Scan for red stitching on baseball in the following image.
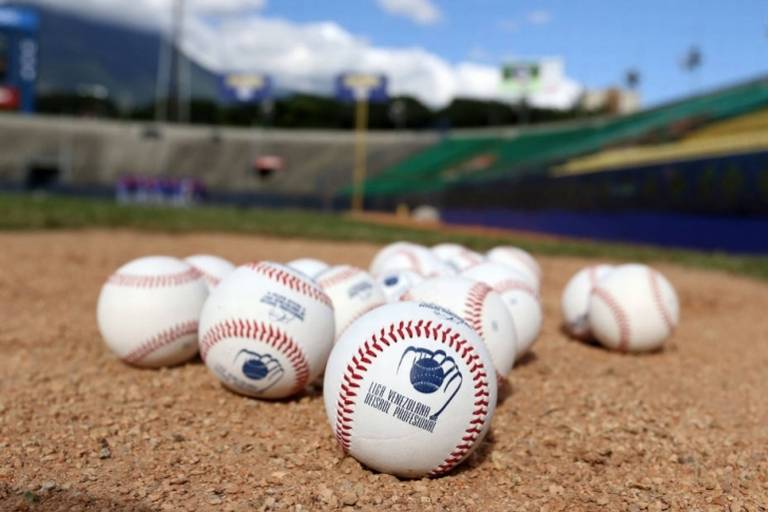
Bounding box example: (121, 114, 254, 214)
(196, 269, 221, 288)
(464, 282, 491, 341)
(457, 249, 484, 268)
(317, 267, 364, 290)
(334, 320, 491, 477)
(387, 249, 424, 276)
(245, 262, 333, 308)
(199, 318, 311, 393)
(499, 248, 540, 280)
(493, 279, 538, 301)
(592, 287, 631, 351)
(587, 266, 599, 287)
(648, 269, 674, 333)
(122, 320, 198, 364)
(108, 268, 202, 288)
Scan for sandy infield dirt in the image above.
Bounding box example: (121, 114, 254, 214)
(1, 230, 767, 511)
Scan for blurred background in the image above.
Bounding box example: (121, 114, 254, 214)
(0, 0, 766, 252)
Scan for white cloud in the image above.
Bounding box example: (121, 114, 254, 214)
(376, 0, 441, 25)
(19, 0, 580, 109)
(527, 10, 552, 25)
(189, 0, 266, 14)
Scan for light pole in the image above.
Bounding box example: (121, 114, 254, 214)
(681, 46, 702, 93)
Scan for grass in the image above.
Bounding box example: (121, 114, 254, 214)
(2, 192, 768, 281)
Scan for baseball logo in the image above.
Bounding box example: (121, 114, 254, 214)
(234, 349, 285, 392)
(397, 346, 462, 420)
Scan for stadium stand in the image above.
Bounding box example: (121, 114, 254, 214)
(0, 114, 436, 201)
(358, 75, 768, 200)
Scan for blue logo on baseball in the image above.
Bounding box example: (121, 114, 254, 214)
(397, 346, 463, 420)
(234, 349, 284, 392)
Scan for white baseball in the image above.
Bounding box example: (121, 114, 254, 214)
(198, 261, 335, 398)
(588, 264, 679, 352)
(97, 256, 207, 368)
(561, 264, 615, 339)
(371, 243, 454, 278)
(185, 254, 235, 291)
(403, 277, 517, 376)
(431, 243, 485, 272)
(317, 265, 387, 339)
(369, 241, 418, 275)
(486, 246, 541, 287)
(377, 269, 424, 303)
(462, 262, 542, 355)
(287, 258, 330, 279)
(323, 301, 497, 478)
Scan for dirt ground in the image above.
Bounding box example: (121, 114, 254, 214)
(1, 230, 767, 512)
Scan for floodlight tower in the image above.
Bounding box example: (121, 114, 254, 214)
(681, 46, 702, 93)
(154, 0, 187, 123)
(167, 0, 188, 122)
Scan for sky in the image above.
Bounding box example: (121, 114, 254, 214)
(11, 0, 768, 109)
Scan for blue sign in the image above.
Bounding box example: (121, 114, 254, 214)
(0, 6, 39, 32)
(0, 7, 38, 113)
(220, 73, 272, 103)
(335, 73, 388, 103)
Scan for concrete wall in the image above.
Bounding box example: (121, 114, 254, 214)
(0, 114, 438, 195)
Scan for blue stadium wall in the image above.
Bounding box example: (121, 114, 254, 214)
(439, 150, 768, 253)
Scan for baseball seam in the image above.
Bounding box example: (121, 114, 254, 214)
(648, 269, 675, 334)
(592, 286, 631, 351)
(317, 267, 363, 290)
(122, 320, 198, 364)
(245, 262, 333, 309)
(587, 266, 599, 288)
(464, 282, 491, 342)
(108, 267, 202, 288)
(502, 249, 540, 281)
(199, 319, 311, 393)
(493, 279, 538, 301)
(389, 249, 424, 277)
(457, 250, 484, 268)
(197, 270, 221, 288)
(334, 319, 491, 477)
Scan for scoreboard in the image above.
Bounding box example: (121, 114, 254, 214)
(0, 6, 38, 113)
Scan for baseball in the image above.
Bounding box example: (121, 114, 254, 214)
(431, 243, 485, 272)
(198, 261, 335, 398)
(370, 242, 455, 278)
(97, 256, 208, 368)
(462, 262, 543, 355)
(369, 241, 417, 275)
(561, 264, 615, 339)
(486, 246, 542, 288)
(287, 258, 330, 279)
(377, 269, 424, 302)
(588, 264, 680, 352)
(323, 301, 497, 478)
(185, 254, 235, 291)
(316, 265, 387, 339)
(403, 276, 518, 376)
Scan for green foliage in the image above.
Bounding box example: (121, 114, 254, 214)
(1, 194, 767, 281)
(36, 91, 589, 130)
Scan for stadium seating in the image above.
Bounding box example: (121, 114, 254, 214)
(359, 76, 768, 198)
